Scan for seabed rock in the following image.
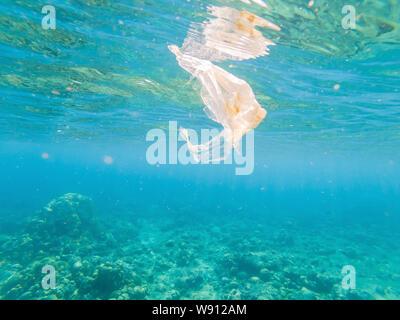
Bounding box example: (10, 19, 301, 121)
(90, 262, 127, 299)
(26, 193, 95, 238)
(1, 193, 99, 264)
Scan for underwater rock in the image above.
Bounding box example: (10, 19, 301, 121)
(236, 255, 262, 275)
(90, 262, 127, 299)
(219, 253, 264, 277)
(43, 193, 93, 229)
(0, 193, 99, 265)
(73, 260, 83, 269)
(307, 273, 338, 294)
(166, 289, 180, 300)
(282, 270, 307, 289)
(273, 230, 295, 247)
(300, 287, 318, 300)
(175, 271, 204, 291)
(343, 290, 375, 300)
(165, 239, 175, 248)
(226, 288, 242, 300)
(26, 193, 94, 238)
(259, 268, 272, 281)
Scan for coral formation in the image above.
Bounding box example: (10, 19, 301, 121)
(26, 193, 95, 238)
(0, 195, 399, 300)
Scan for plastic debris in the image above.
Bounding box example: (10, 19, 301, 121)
(169, 45, 267, 162)
(169, 5, 279, 163)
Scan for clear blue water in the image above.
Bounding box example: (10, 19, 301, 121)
(0, 0, 399, 299)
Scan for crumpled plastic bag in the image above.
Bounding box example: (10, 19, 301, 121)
(169, 45, 267, 162)
(168, 5, 279, 163)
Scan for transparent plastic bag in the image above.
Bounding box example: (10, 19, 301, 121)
(169, 45, 267, 162)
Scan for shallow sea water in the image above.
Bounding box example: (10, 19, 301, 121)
(0, 0, 399, 299)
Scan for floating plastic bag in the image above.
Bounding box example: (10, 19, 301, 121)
(168, 5, 279, 163)
(181, 6, 280, 62)
(169, 45, 267, 162)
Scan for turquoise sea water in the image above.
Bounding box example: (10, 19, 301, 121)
(0, 0, 399, 299)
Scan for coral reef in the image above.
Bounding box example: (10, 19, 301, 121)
(26, 193, 95, 237)
(0, 195, 399, 300)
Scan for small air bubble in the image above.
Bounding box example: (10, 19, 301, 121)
(103, 156, 113, 165)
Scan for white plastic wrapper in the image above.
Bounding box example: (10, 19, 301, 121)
(168, 5, 279, 163)
(169, 45, 267, 162)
